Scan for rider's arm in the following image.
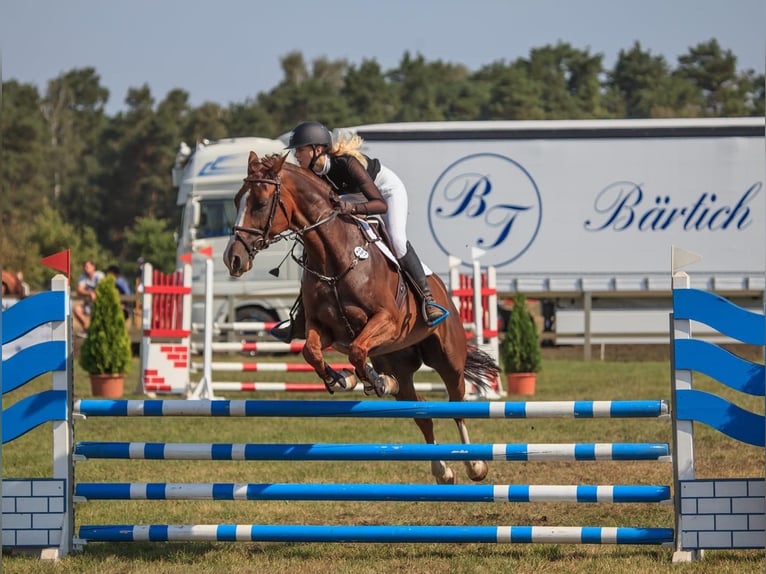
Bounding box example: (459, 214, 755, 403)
(345, 157, 387, 216)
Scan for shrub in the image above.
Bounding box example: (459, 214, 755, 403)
(78, 275, 132, 375)
(500, 292, 542, 373)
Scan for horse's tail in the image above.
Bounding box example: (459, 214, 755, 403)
(464, 345, 501, 395)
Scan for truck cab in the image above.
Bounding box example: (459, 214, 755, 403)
(173, 137, 302, 327)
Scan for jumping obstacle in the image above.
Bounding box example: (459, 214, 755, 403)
(3, 250, 764, 561)
(141, 255, 503, 398)
(139, 262, 192, 394)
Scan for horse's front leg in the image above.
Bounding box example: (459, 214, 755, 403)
(302, 326, 357, 394)
(348, 313, 400, 396)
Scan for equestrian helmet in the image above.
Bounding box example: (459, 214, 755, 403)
(286, 121, 332, 149)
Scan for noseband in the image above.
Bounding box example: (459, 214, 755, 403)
(231, 175, 285, 261)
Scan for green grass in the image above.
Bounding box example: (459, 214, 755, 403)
(3, 351, 765, 573)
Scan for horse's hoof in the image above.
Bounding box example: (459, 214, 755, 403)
(374, 374, 398, 397)
(362, 382, 376, 396)
(434, 468, 456, 485)
(337, 370, 359, 391)
(324, 367, 358, 394)
(466, 460, 488, 482)
(383, 374, 399, 396)
(363, 364, 398, 397)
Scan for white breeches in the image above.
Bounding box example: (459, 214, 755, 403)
(340, 164, 409, 258)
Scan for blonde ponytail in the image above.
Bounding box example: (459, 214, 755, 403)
(330, 131, 368, 169)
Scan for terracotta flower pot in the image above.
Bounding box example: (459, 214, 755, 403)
(89, 374, 125, 398)
(506, 372, 536, 396)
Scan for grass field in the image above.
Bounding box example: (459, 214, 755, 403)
(3, 347, 765, 574)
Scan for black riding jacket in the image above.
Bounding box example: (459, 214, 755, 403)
(321, 154, 388, 216)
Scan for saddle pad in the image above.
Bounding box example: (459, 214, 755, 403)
(355, 217, 432, 275)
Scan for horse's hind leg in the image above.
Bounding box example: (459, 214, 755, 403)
(374, 353, 456, 485)
(419, 336, 488, 482)
(454, 419, 488, 481)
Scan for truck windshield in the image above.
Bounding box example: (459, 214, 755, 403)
(197, 199, 237, 238)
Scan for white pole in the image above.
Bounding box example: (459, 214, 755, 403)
(470, 247, 485, 346)
(188, 258, 218, 399)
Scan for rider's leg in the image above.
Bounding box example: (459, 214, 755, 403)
(397, 242, 449, 326)
(270, 295, 306, 342)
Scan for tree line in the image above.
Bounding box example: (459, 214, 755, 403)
(2, 40, 763, 289)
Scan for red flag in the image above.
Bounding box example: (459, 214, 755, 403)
(179, 252, 192, 264)
(199, 245, 213, 258)
(41, 249, 70, 277)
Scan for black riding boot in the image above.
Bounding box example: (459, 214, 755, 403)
(270, 296, 307, 342)
(397, 242, 449, 326)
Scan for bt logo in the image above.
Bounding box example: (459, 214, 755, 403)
(428, 153, 542, 267)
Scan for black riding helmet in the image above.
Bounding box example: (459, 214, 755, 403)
(286, 121, 332, 171)
(286, 121, 332, 149)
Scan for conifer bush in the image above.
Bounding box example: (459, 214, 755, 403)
(78, 275, 131, 375)
(500, 292, 542, 374)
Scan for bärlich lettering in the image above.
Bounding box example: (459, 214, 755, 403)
(434, 174, 532, 248)
(584, 181, 762, 232)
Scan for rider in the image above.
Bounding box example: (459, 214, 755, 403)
(271, 120, 449, 342)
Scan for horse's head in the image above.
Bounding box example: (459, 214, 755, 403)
(224, 151, 290, 277)
(1, 270, 27, 298)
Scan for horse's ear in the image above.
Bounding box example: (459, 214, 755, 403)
(247, 151, 259, 174)
(271, 152, 288, 173)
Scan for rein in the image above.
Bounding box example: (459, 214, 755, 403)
(231, 174, 338, 261)
(231, 175, 283, 261)
(230, 166, 370, 339)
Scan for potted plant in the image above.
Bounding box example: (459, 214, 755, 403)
(500, 292, 542, 395)
(79, 275, 132, 398)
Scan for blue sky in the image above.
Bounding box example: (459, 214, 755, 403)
(2, 0, 764, 115)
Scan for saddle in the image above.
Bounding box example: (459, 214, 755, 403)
(353, 216, 408, 309)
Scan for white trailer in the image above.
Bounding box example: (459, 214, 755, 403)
(174, 119, 765, 345)
(340, 118, 765, 345)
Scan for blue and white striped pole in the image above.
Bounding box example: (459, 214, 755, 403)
(75, 482, 671, 503)
(79, 524, 675, 545)
(75, 399, 669, 419)
(74, 442, 671, 461)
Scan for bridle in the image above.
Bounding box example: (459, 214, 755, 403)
(230, 175, 285, 261)
(230, 173, 338, 262)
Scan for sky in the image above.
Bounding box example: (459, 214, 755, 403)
(2, 0, 764, 116)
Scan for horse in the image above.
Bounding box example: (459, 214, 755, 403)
(223, 152, 500, 484)
(2, 270, 27, 299)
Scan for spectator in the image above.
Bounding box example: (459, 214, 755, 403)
(135, 257, 146, 294)
(73, 260, 104, 334)
(106, 264, 132, 320)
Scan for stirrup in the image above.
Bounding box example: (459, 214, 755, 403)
(269, 320, 293, 343)
(423, 302, 449, 327)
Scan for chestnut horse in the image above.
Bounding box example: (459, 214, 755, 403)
(224, 152, 500, 484)
(2, 270, 27, 298)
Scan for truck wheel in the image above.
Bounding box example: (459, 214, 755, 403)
(235, 305, 277, 324)
(235, 305, 278, 340)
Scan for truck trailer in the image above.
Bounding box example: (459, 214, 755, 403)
(173, 118, 765, 343)
(345, 118, 765, 344)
